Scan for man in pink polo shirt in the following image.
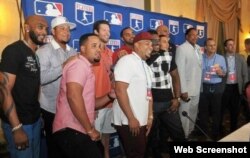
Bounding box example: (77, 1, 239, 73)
(52, 33, 115, 158)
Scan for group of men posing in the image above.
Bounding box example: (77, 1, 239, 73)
(0, 14, 248, 158)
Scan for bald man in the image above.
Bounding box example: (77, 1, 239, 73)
(156, 25, 176, 58)
(0, 15, 48, 158)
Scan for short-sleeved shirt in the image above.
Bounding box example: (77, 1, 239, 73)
(53, 55, 95, 134)
(113, 52, 151, 126)
(112, 45, 133, 64)
(93, 47, 113, 107)
(0, 40, 40, 124)
(146, 49, 177, 102)
(36, 39, 76, 113)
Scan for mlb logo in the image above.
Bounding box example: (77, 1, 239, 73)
(72, 39, 79, 51)
(107, 39, 120, 52)
(34, 0, 63, 17)
(130, 13, 143, 32)
(183, 24, 193, 33)
(104, 11, 122, 25)
(169, 20, 179, 35)
(75, 2, 94, 26)
(197, 25, 205, 38)
(150, 19, 163, 30)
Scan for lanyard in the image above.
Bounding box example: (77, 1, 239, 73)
(133, 53, 151, 88)
(142, 60, 150, 88)
(227, 55, 236, 72)
(204, 54, 216, 71)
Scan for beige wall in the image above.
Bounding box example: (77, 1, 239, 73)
(150, 0, 197, 20)
(97, 0, 144, 9)
(0, 0, 22, 59)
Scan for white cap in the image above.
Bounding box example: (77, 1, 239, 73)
(51, 16, 76, 30)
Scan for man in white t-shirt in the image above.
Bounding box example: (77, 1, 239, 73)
(113, 32, 153, 158)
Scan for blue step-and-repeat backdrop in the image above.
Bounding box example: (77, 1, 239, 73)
(22, 0, 207, 51)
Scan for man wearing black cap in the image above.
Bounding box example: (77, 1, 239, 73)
(113, 32, 153, 158)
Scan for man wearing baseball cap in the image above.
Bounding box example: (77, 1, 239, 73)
(113, 32, 153, 157)
(36, 16, 77, 158)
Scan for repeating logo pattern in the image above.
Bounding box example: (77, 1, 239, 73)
(104, 11, 122, 25)
(150, 19, 163, 30)
(130, 13, 143, 32)
(169, 20, 179, 35)
(72, 39, 79, 51)
(75, 2, 94, 26)
(34, 0, 63, 17)
(183, 24, 193, 33)
(197, 25, 205, 38)
(107, 39, 120, 52)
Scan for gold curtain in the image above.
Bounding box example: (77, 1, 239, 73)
(196, 0, 241, 48)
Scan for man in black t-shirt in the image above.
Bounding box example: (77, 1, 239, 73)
(0, 15, 48, 158)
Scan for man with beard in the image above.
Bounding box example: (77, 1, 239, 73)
(0, 15, 48, 158)
(36, 16, 77, 158)
(112, 27, 135, 64)
(53, 33, 114, 158)
(113, 32, 153, 158)
(93, 20, 116, 158)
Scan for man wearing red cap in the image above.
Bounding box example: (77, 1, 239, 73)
(113, 32, 153, 157)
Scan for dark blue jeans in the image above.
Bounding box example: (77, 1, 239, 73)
(2, 118, 41, 158)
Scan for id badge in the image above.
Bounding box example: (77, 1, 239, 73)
(146, 88, 152, 101)
(210, 66, 216, 75)
(204, 72, 211, 81)
(229, 71, 236, 82)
